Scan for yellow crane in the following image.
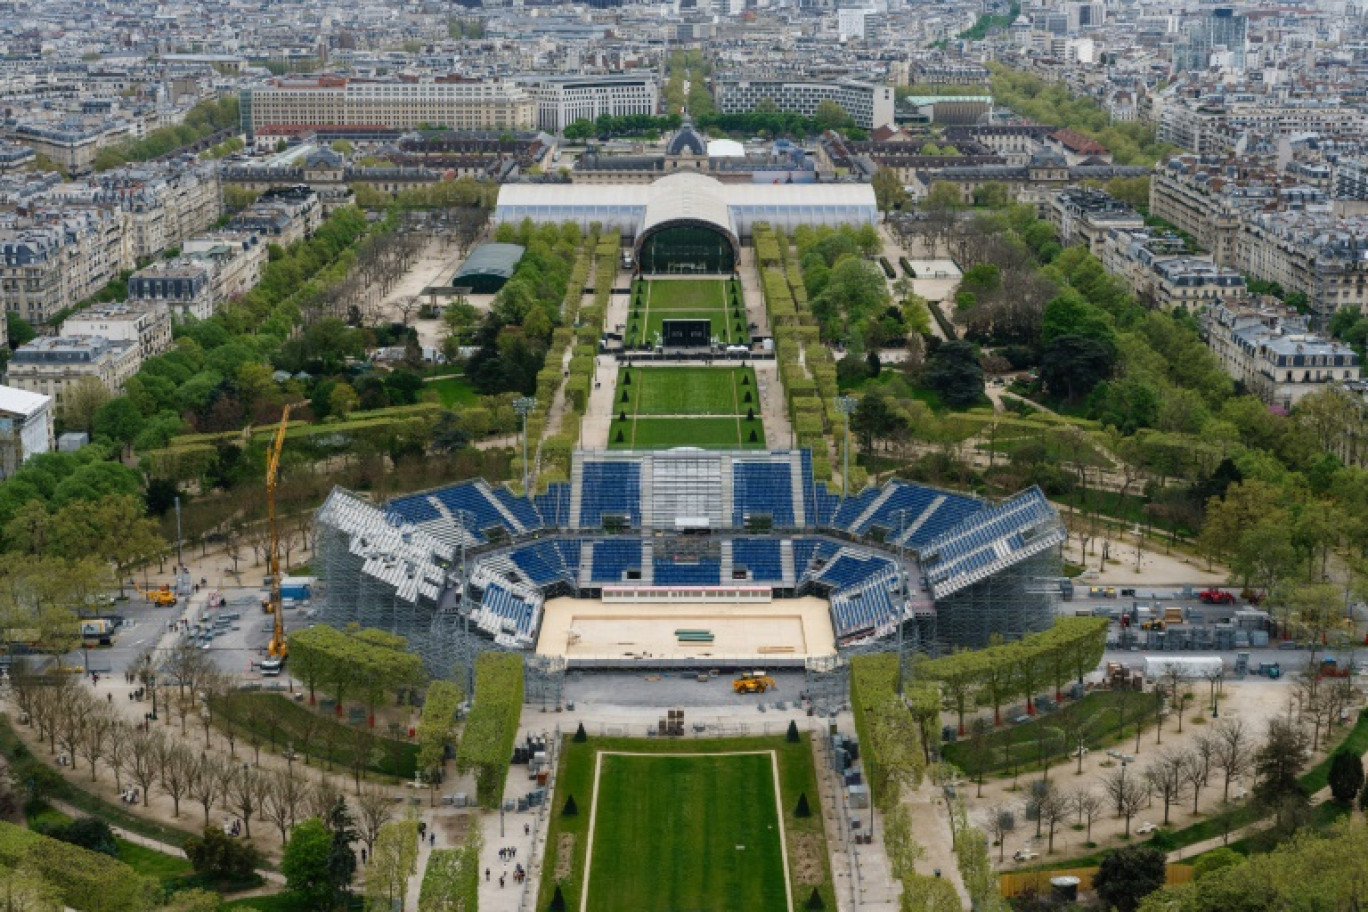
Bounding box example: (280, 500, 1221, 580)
(262, 405, 291, 674)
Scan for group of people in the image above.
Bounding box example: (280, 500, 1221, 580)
(118, 788, 140, 804)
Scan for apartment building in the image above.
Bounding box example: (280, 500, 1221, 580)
(712, 77, 895, 130)
(228, 185, 321, 247)
(62, 300, 172, 362)
(6, 335, 140, 407)
(1203, 300, 1360, 409)
(0, 385, 52, 478)
(0, 208, 127, 326)
(1238, 211, 1368, 323)
(524, 75, 659, 133)
(241, 76, 537, 136)
(1048, 188, 1144, 256)
(1158, 95, 1366, 156)
(128, 260, 217, 321)
(181, 234, 269, 305)
(1099, 226, 1245, 310)
(10, 122, 107, 175)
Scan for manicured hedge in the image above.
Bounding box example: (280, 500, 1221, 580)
(454, 653, 524, 808)
(0, 820, 159, 912)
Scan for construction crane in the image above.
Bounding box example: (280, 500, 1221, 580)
(261, 405, 291, 675)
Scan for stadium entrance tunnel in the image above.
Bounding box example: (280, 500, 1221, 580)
(635, 222, 738, 274)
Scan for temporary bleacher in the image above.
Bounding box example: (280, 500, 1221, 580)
(921, 487, 1065, 599)
(508, 541, 578, 587)
(428, 481, 520, 540)
(731, 538, 784, 584)
(317, 488, 451, 606)
(589, 539, 643, 583)
(732, 461, 796, 527)
(492, 486, 543, 533)
(470, 566, 542, 646)
(535, 484, 571, 529)
(654, 558, 722, 586)
(577, 460, 643, 529)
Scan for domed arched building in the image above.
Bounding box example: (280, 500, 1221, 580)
(633, 172, 740, 273)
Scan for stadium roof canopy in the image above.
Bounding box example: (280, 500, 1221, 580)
(493, 172, 877, 241)
(451, 242, 525, 292)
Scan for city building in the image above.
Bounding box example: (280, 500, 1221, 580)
(1173, 7, 1247, 72)
(1203, 301, 1361, 409)
(712, 78, 895, 130)
(128, 261, 217, 321)
(6, 335, 140, 407)
(240, 76, 537, 137)
(524, 75, 659, 133)
(1238, 212, 1368, 323)
(1048, 189, 1144, 255)
(0, 385, 53, 477)
(62, 300, 173, 362)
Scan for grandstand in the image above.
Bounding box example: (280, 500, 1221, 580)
(314, 448, 1065, 674)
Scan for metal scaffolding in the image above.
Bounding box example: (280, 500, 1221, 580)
(931, 551, 1061, 652)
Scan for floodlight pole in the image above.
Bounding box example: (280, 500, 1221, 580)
(836, 396, 858, 502)
(894, 508, 909, 695)
(514, 397, 537, 500)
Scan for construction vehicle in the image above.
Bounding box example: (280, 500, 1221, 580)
(732, 671, 777, 694)
(260, 406, 291, 676)
(1198, 589, 1236, 605)
(1140, 619, 1166, 631)
(134, 584, 178, 608)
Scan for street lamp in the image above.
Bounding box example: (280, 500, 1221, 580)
(513, 397, 538, 500)
(835, 396, 858, 502)
(1116, 758, 1128, 815)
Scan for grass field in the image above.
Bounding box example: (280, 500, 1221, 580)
(426, 375, 478, 408)
(625, 279, 745, 348)
(609, 366, 765, 449)
(586, 752, 789, 910)
(538, 736, 832, 912)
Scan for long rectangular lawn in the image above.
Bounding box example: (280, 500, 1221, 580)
(628, 366, 754, 415)
(585, 752, 789, 911)
(610, 417, 766, 449)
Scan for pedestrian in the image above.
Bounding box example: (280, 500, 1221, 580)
(499, 875, 505, 889)
(429, 833, 435, 847)
(360, 848, 367, 865)
(485, 869, 490, 882)
(524, 823, 530, 836)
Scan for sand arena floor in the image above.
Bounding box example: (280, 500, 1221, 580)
(536, 595, 836, 663)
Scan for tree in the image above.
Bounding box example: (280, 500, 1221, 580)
(283, 819, 336, 910)
(1037, 784, 1068, 853)
(365, 820, 419, 912)
(1144, 750, 1187, 826)
(61, 378, 111, 434)
(786, 720, 800, 743)
(1070, 789, 1103, 844)
(924, 340, 984, 407)
(92, 398, 144, 452)
(871, 167, 907, 212)
(184, 827, 263, 882)
(1105, 767, 1147, 838)
(795, 792, 811, 818)
(1094, 845, 1166, 912)
(985, 804, 1013, 862)
(923, 181, 964, 210)
(1328, 750, 1364, 806)
(355, 785, 394, 856)
(1211, 718, 1253, 804)
(325, 798, 359, 908)
(263, 770, 307, 845)
(1254, 718, 1309, 829)
(813, 99, 853, 132)
(1039, 334, 1115, 403)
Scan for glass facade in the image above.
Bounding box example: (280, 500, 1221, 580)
(638, 224, 736, 274)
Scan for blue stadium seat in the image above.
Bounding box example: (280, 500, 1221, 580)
(732, 462, 795, 527)
(432, 483, 511, 536)
(535, 484, 571, 529)
(590, 539, 642, 583)
(831, 488, 880, 530)
(732, 538, 783, 582)
(655, 559, 721, 586)
(492, 487, 542, 532)
(509, 542, 572, 586)
(385, 495, 441, 525)
(579, 463, 641, 528)
(857, 482, 940, 536)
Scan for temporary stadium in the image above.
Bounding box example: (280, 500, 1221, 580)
(314, 447, 1065, 697)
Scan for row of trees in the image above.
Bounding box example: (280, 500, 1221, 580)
(453, 653, 524, 808)
(288, 625, 425, 727)
(920, 617, 1108, 733)
(92, 97, 240, 171)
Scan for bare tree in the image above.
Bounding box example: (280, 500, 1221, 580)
(308, 777, 345, 823)
(55, 696, 90, 771)
(355, 785, 395, 856)
(985, 804, 1013, 863)
(107, 723, 132, 794)
(127, 730, 161, 808)
(1182, 749, 1208, 814)
(294, 712, 321, 768)
(227, 767, 268, 839)
(263, 770, 307, 844)
(190, 754, 227, 828)
(159, 743, 192, 818)
(1144, 750, 1188, 826)
(1105, 768, 1148, 838)
(1070, 789, 1104, 844)
(1212, 718, 1254, 802)
(348, 726, 377, 794)
(1162, 666, 1191, 734)
(1037, 785, 1069, 854)
(77, 710, 112, 782)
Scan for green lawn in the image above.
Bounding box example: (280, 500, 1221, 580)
(117, 839, 193, 881)
(941, 690, 1158, 778)
(625, 279, 744, 348)
(611, 417, 766, 450)
(587, 752, 788, 911)
(426, 375, 478, 408)
(625, 366, 755, 416)
(539, 736, 832, 912)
